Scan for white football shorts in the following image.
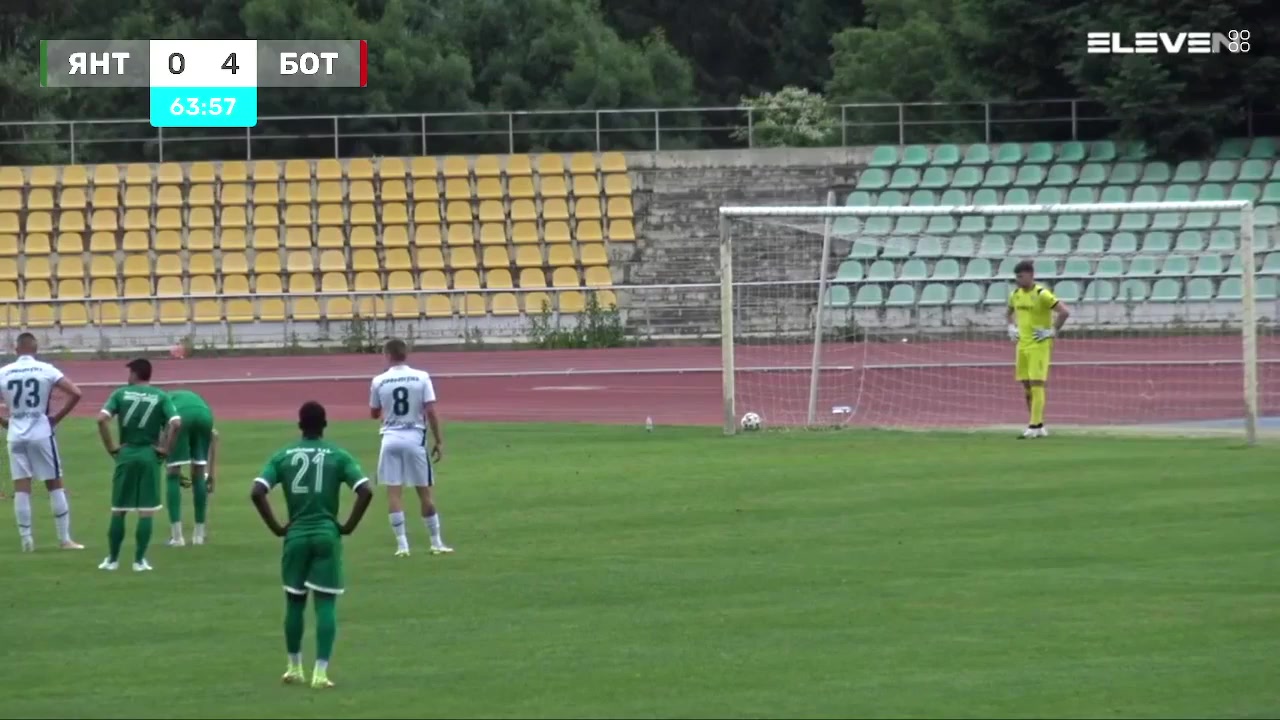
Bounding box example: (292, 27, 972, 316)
(8, 437, 63, 482)
(377, 433, 434, 487)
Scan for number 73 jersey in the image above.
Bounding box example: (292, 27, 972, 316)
(0, 356, 64, 442)
(256, 440, 369, 533)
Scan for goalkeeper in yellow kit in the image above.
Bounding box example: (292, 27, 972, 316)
(1006, 260, 1071, 439)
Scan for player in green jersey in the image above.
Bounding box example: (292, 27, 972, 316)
(96, 359, 181, 572)
(251, 401, 373, 689)
(164, 389, 219, 547)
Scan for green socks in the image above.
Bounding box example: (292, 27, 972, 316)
(135, 516, 153, 563)
(314, 593, 338, 662)
(285, 593, 307, 655)
(192, 471, 208, 524)
(166, 474, 183, 524)
(107, 514, 126, 562)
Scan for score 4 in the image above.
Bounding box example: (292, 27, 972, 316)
(149, 40, 258, 128)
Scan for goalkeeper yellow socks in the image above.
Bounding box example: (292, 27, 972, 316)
(1029, 386, 1046, 427)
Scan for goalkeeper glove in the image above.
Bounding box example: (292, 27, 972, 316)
(1033, 328, 1056, 342)
(1007, 324, 1020, 342)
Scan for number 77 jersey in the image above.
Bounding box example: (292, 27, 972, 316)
(101, 385, 179, 447)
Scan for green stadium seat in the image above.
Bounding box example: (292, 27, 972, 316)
(1127, 256, 1157, 276)
(846, 190, 873, 206)
(1026, 143, 1053, 164)
(1173, 161, 1204, 183)
(996, 257, 1019, 276)
(1099, 186, 1128, 204)
(994, 144, 1023, 164)
(850, 240, 878, 259)
(951, 167, 982, 189)
(865, 217, 892, 234)
(868, 147, 897, 167)
(932, 145, 961, 166)
(1140, 162, 1171, 184)
(1151, 278, 1181, 302)
(833, 218, 859, 236)
(1208, 230, 1236, 252)
(919, 283, 949, 306)
(877, 190, 906, 206)
(1068, 187, 1097, 204)
(925, 216, 956, 234)
(1192, 254, 1224, 275)
(1057, 142, 1086, 163)
(919, 167, 950, 189)
(1109, 232, 1139, 254)
(1175, 231, 1205, 253)
(1259, 277, 1278, 300)
(1238, 159, 1269, 182)
(1218, 277, 1242, 301)
(1083, 279, 1116, 302)
(1053, 279, 1081, 302)
(1095, 256, 1124, 277)
(962, 145, 992, 165)
(1216, 138, 1249, 160)
(1035, 187, 1064, 205)
(901, 145, 930, 166)
(1206, 160, 1238, 183)
(1011, 234, 1039, 255)
(900, 259, 928, 280)
(1087, 214, 1117, 232)
(1230, 183, 1260, 202)
(1141, 232, 1173, 253)
(895, 217, 926, 234)
(882, 237, 912, 258)
(1043, 233, 1072, 255)
(1087, 141, 1116, 162)
(982, 167, 1013, 188)
(958, 216, 986, 233)
(915, 237, 943, 257)
(1164, 184, 1193, 202)
(909, 190, 937, 205)
(978, 235, 1007, 257)
(932, 258, 960, 279)
(1272, 164, 1280, 181)
(1159, 255, 1191, 275)
(1118, 141, 1149, 161)
(1263, 253, 1280, 275)
(825, 285, 851, 307)
(1151, 212, 1180, 230)
(946, 236, 975, 256)
(853, 285, 883, 307)
(972, 188, 998, 206)
(1185, 278, 1214, 301)
(889, 168, 920, 189)
(964, 258, 994, 279)
(1258, 205, 1279, 226)
(868, 260, 895, 280)
(1062, 258, 1090, 277)
(984, 281, 1010, 305)
(1077, 233, 1105, 255)
(836, 261, 863, 281)
(1021, 214, 1050, 233)
(1185, 212, 1214, 230)
(1033, 258, 1057, 278)
(1119, 278, 1149, 301)
(1077, 164, 1107, 185)
(1109, 163, 1140, 184)
(1045, 164, 1076, 186)
(886, 284, 916, 306)
(857, 168, 889, 189)
(1119, 212, 1149, 231)
(952, 282, 982, 305)
(1053, 215, 1084, 232)
(940, 189, 967, 205)
(1005, 188, 1031, 205)
(1132, 185, 1160, 203)
(1227, 254, 1243, 275)
(1248, 138, 1276, 159)
(990, 215, 1020, 233)
(1196, 184, 1226, 202)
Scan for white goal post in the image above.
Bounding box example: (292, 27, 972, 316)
(718, 200, 1260, 443)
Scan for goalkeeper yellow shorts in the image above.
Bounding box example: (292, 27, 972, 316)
(1015, 344, 1052, 382)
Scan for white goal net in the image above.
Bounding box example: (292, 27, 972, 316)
(718, 201, 1264, 443)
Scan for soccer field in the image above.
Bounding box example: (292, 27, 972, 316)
(5, 419, 1279, 718)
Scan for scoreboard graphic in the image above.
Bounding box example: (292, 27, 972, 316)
(39, 40, 368, 128)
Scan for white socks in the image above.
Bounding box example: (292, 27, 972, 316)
(49, 488, 71, 543)
(425, 513, 443, 547)
(14, 492, 32, 540)
(193, 523, 206, 543)
(389, 511, 407, 550)
(288, 653, 302, 667)
(171, 522, 184, 541)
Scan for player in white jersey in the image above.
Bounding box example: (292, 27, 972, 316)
(369, 338, 450, 557)
(0, 333, 85, 551)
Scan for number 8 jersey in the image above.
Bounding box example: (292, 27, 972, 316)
(369, 364, 436, 436)
(0, 355, 64, 442)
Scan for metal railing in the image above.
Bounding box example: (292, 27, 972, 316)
(5, 98, 1271, 165)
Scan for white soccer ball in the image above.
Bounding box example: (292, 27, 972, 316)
(740, 412, 762, 431)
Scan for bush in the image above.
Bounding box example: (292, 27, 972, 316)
(529, 294, 626, 348)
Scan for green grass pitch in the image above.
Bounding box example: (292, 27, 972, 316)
(4, 419, 1278, 718)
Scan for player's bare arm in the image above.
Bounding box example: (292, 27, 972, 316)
(1053, 301, 1071, 332)
(426, 402, 444, 462)
(158, 416, 182, 458)
(250, 482, 287, 537)
(340, 482, 374, 536)
(97, 411, 119, 456)
(207, 429, 219, 493)
(48, 377, 83, 427)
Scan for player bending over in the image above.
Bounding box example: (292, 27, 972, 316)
(251, 401, 373, 689)
(0, 332, 84, 551)
(165, 389, 219, 547)
(1006, 260, 1071, 438)
(97, 359, 181, 571)
(370, 338, 449, 557)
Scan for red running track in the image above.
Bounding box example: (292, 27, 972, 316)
(52, 336, 1280, 427)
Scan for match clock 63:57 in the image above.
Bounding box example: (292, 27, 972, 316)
(148, 40, 258, 128)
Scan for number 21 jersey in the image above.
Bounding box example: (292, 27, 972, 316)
(369, 365, 436, 435)
(0, 355, 64, 443)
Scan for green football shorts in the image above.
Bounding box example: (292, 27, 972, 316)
(281, 529, 345, 595)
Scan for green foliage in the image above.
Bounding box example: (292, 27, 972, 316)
(733, 86, 837, 148)
(528, 294, 626, 349)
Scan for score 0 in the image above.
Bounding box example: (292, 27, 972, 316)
(148, 40, 258, 128)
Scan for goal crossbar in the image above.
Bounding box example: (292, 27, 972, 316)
(717, 201, 1260, 443)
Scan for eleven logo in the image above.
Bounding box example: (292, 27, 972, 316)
(1086, 30, 1250, 54)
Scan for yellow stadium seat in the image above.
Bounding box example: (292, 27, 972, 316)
(604, 174, 632, 196)
(0, 168, 23, 188)
(252, 228, 280, 251)
(418, 248, 446, 271)
(315, 159, 342, 181)
(182, 207, 211, 230)
(25, 278, 52, 297)
(523, 291, 551, 314)
(284, 205, 310, 227)
(474, 155, 501, 178)
(219, 228, 247, 251)
(350, 204, 376, 226)
(0, 258, 15, 280)
(284, 160, 310, 181)
(93, 164, 120, 186)
(317, 227, 344, 249)
(512, 222, 538, 245)
(182, 230, 210, 251)
(425, 295, 452, 318)
(476, 177, 503, 200)
(544, 221, 571, 243)
(410, 157, 437, 178)
(347, 158, 375, 181)
(89, 277, 117, 297)
(448, 246, 476, 270)
(318, 250, 346, 272)
(414, 201, 440, 225)
(284, 227, 311, 249)
(288, 273, 316, 294)
(89, 210, 116, 232)
(0, 213, 15, 234)
(515, 246, 543, 268)
(157, 163, 183, 185)
(540, 176, 568, 198)
(256, 274, 283, 294)
(576, 197, 602, 220)
(61, 166, 88, 186)
(255, 252, 282, 275)
(29, 167, 58, 187)
(88, 232, 115, 253)
(187, 184, 215, 207)
(118, 231, 146, 253)
(189, 252, 215, 277)
(382, 179, 408, 202)
(225, 183, 251, 205)
(606, 197, 633, 220)
(415, 225, 442, 247)
(190, 275, 216, 296)
(601, 152, 626, 174)
(376, 157, 405, 178)
(0, 234, 17, 256)
(580, 243, 608, 266)
(543, 198, 569, 222)
(26, 211, 53, 233)
(26, 304, 55, 328)
(124, 300, 155, 325)
(0, 190, 19, 212)
(193, 300, 222, 324)
(478, 200, 504, 223)
(315, 181, 342, 204)
(584, 266, 612, 287)
(225, 299, 254, 323)
(220, 205, 249, 228)
(55, 256, 84, 279)
(156, 276, 183, 296)
(384, 226, 410, 248)
(482, 246, 510, 268)
(124, 163, 151, 185)
(453, 269, 480, 289)
(25, 257, 52, 279)
(321, 272, 348, 292)
(547, 244, 575, 266)
(577, 220, 603, 242)
(223, 274, 250, 295)
(391, 295, 420, 319)
(91, 187, 118, 209)
(349, 180, 375, 203)
(253, 206, 278, 227)
(351, 249, 379, 272)
(253, 183, 279, 205)
(292, 297, 321, 321)
(123, 279, 150, 298)
(383, 202, 409, 226)
(492, 292, 518, 316)
(317, 204, 343, 226)
(222, 252, 249, 275)
(608, 219, 636, 242)
(155, 254, 182, 276)
(251, 160, 280, 183)
(285, 182, 311, 204)
(506, 155, 533, 177)
(420, 270, 447, 290)
(123, 209, 149, 231)
(559, 290, 585, 312)
(552, 267, 579, 287)
(24, 233, 51, 255)
(185, 162, 214, 184)
(446, 224, 473, 246)
(479, 223, 505, 246)
(58, 279, 85, 299)
(259, 298, 287, 321)
(508, 177, 535, 199)
(324, 297, 353, 320)
(350, 226, 377, 248)
(444, 178, 471, 201)
(386, 249, 413, 271)
(537, 154, 564, 176)
(462, 294, 486, 316)
(594, 289, 617, 309)
(155, 186, 182, 208)
(569, 153, 596, 175)
(221, 162, 248, 183)
(286, 251, 314, 273)
(95, 300, 123, 324)
(387, 270, 415, 291)
(488, 268, 514, 289)
(413, 178, 439, 200)
(443, 156, 469, 178)
(355, 271, 382, 291)
(88, 255, 117, 279)
(61, 303, 88, 326)
(31, 189, 59, 210)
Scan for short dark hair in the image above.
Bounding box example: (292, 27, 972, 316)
(126, 358, 153, 382)
(384, 338, 408, 362)
(1013, 260, 1034, 276)
(298, 401, 327, 438)
(15, 332, 36, 351)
